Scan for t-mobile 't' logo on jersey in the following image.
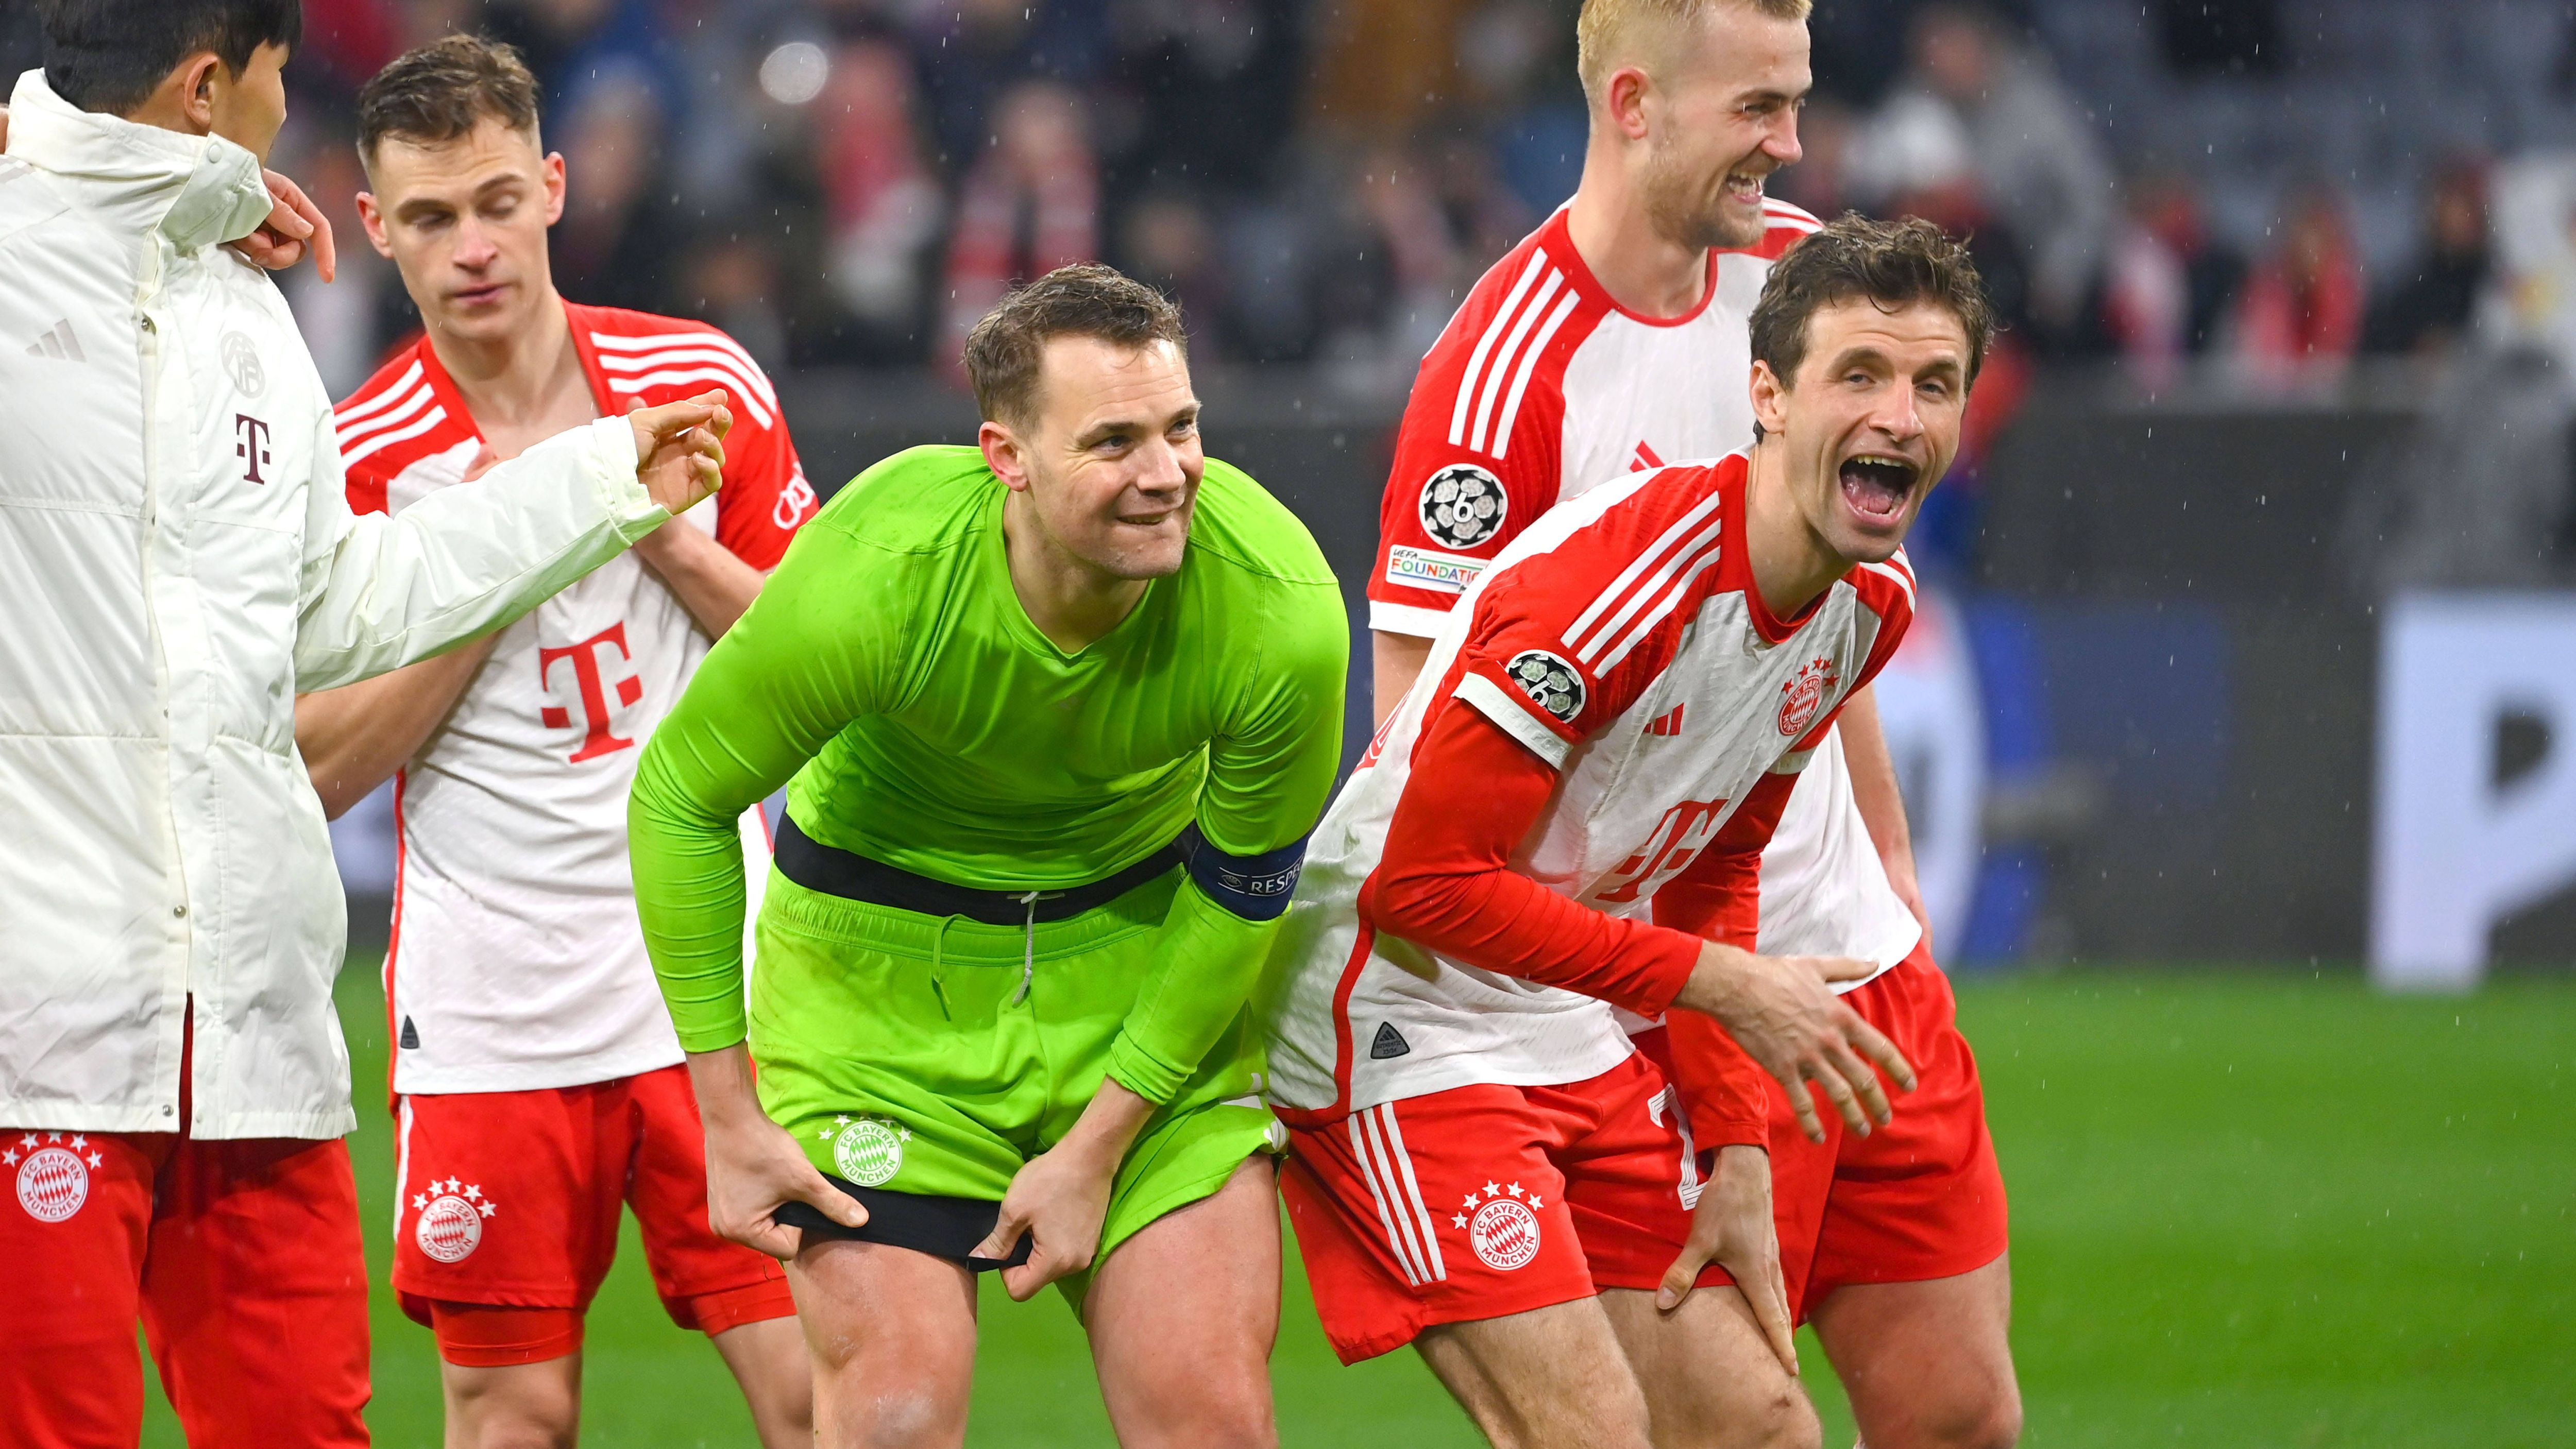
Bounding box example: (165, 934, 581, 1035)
(1592, 796, 1730, 904)
(538, 622, 643, 762)
(234, 414, 272, 484)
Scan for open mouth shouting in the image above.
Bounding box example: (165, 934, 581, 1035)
(1838, 452, 1921, 525)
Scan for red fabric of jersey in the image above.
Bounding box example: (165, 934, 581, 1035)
(1647, 769, 1797, 1148)
(1368, 696, 1701, 1018)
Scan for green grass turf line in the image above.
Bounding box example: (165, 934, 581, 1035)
(138, 965, 2572, 1446)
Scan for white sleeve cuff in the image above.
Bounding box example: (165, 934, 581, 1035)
(1368, 600, 1452, 638)
(573, 414, 669, 542)
(1455, 672, 1570, 769)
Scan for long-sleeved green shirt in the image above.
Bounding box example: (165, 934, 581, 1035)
(629, 445, 1347, 1102)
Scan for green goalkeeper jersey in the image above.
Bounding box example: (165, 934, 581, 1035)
(629, 445, 1347, 1102)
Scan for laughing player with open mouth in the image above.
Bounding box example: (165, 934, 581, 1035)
(1262, 214, 1991, 1449)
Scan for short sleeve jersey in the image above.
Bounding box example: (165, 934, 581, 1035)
(628, 445, 1350, 1054)
(1265, 454, 1917, 1121)
(1367, 199, 1922, 979)
(336, 302, 817, 1095)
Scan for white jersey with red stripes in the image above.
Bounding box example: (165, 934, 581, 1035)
(1265, 452, 1918, 1121)
(337, 301, 818, 1095)
(1367, 198, 1923, 979)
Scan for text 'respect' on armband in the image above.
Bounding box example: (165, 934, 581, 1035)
(1179, 825, 1308, 922)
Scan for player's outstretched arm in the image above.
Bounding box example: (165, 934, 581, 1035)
(293, 396, 729, 691)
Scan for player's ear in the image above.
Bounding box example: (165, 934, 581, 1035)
(1750, 359, 1790, 438)
(176, 53, 225, 130)
(541, 150, 567, 226)
(1605, 65, 1655, 142)
(980, 419, 1031, 493)
(353, 191, 396, 260)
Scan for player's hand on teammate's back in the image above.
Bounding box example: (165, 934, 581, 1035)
(1656, 1144, 1800, 1375)
(1678, 945, 1918, 1143)
(974, 1135, 1120, 1301)
(627, 390, 733, 517)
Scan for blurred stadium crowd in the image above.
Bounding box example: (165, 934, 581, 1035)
(12, 0, 2576, 411)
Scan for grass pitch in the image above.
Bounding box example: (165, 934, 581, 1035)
(138, 967, 2574, 1447)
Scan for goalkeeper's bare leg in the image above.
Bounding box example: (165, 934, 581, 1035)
(1083, 1157, 1283, 1448)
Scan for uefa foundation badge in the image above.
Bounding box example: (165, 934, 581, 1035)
(412, 1177, 498, 1263)
(1453, 1180, 1545, 1271)
(822, 1115, 909, 1187)
(8, 1132, 100, 1223)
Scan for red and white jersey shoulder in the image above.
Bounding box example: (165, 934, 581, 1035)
(336, 302, 818, 1095)
(1266, 454, 1917, 1121)
(1368, 199, 1817, 638)
(1370, 197, 1921, 980)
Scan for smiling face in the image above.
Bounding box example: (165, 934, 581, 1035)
(1632, 6, 1810, 251)
(358, 117, 564, 346)
(1751, 298, 1971, 564)
(986, 336, 1204, 581)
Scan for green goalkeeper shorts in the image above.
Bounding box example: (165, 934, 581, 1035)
(748, 865, 1283, 1283)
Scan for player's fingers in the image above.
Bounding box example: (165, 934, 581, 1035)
(796, 1174, 869, 1232)
(1848, 1014, 1918, 1095)
(1784, 1066, 1827, 1142)
(1812, 954, 1878, 983)
(1735, 1255, 1799, 1377)
(971, 1203, 1030, 1265)
(1821, 1037, 1893, 1127)
(1806, 1055, 1871, 1137)
(1655, 1231, 1717, 1311)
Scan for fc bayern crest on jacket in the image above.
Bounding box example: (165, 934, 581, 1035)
(1419, 464, 1507, 549)
(413, 1177, 499, 1263)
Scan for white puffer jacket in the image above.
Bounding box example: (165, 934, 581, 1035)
(0, 71, 670, 1140)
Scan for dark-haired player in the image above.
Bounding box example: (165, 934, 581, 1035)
(1265, 215, 1986, 1449)
(629, 264, 1348, 1447)
(1363, 2, 2019, 1444)
(0, 5, 731, 1446)
(292, 36, 815, 1446)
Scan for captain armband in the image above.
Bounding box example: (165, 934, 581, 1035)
(1180, 826, 1309, 922)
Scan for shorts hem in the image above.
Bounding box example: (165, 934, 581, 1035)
(1804, 1235, 2010, 1312)
(1325, 1277, 1598, 1366)
(1098, 1142, 1270, 1263)
(675, 1277, 799, 1336)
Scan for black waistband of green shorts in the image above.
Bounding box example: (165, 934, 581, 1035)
(775, 814, 1184, 927)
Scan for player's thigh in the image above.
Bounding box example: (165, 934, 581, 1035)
(788, 1236, 979, 1449)
(439, 1352, 583, 1449)
(1083, 1155, 1281, 1449)
(1808, 1256, 2020, 1449)
(1598, 1286, 1819, 1449)
(1414, 1297, 1655, 1449)
(141, 1135, 369, 1449)
(0, 1127, 158, 1449)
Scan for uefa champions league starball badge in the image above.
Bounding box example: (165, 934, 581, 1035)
(823, 1115, 909, 1187)
(8, 1133, 98, 1223)
(411, 1178, 497, 1263)
(1453, 1180, 1545, 1271)
(1505, 650, 1586, 724)
(1419, 464, 1507, 549)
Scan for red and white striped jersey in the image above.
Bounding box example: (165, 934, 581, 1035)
(338, 302, 817, 1095)
(1367, 199, 1922, 981)
(1265, 453, 1918, 1121)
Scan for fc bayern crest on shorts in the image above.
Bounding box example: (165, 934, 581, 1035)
(823, 1115, 909, 1187)
(1453, 1181, 1544, 1271)
(1419, 464, 1507, 549)
(8, 1132, 98, 1222)
(1776, 655, 1841, 737)
(1506, 650, 1585, 723)
(412, 1177, 497, 1263)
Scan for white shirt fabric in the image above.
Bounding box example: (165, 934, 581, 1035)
(0, 72, 669, 1140)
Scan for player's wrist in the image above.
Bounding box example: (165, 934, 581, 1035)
(1674, 941, 1757, 1020)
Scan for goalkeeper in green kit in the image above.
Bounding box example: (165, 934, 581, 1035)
(629, 264, 1346, 1446)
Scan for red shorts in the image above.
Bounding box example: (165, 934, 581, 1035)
(393, 1062, 794, 1366)
(0, 1020, 367, 1448)
(1280, 1051, 1724, 1363)
(1644, 942, 2009, 1324)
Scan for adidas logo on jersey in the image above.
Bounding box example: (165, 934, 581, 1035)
(1643, 703, 1686, 737)
(24, 319, 83, 363)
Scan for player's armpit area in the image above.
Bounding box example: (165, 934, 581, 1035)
(1364, 699, 1700, 1017)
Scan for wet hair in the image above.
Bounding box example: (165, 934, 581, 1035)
(39, 0, 301, 115)
(354, 33, 543, 168)
(1749, 213, 1994, 403)
(962, 264, 1190, 430)
(1575, 0, 1812, 99)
